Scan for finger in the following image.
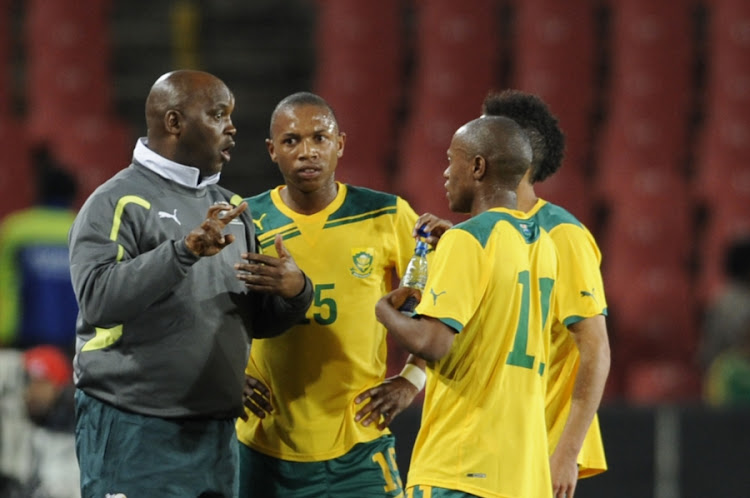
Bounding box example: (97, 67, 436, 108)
(354, 388, 375, 404)
(219, 201, 247, 223)
(274, 234, 290, 259)
(221, 234, 235, 247)
(242, 252, 281, 267)
(247, 377, 271, 398)
(206, 203, 232, 220)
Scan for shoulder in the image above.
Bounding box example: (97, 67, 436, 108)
(533, 200, 584, 232)
(244, 189, 274, 211)
(455, 210, 541, 248)
(328, 184, 401, 222)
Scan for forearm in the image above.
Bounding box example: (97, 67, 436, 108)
(71, 238, 197, 326)
(376, 299, 454, 362)
(249, 272, 313, 338)
(556, 316, 610, 456)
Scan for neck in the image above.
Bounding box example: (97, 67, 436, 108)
(516, 177, 538, 212)
(471, 189, 518, 217)
(280, 181, 338, 215)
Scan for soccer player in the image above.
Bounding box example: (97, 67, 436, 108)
(483, 90, 611, 498)
(376, 115, 559, 498)
(235, 92, 425, 497)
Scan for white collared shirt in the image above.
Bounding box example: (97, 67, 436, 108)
(133, 137, 221, 189)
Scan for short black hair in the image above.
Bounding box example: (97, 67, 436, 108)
(270, 92, 338, 136)
(481, 90, 565, 184)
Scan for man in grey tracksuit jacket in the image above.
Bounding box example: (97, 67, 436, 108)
(68, 70, 313, 498)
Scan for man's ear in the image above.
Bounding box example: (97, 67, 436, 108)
(472, 155, 487, 180)
(265, 138, 277, 162)
(337, 132, 347, 158)
(164, 110, 182, 135)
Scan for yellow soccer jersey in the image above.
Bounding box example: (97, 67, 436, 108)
(408, 208, 558, 498)
(235, 183, 418, 461)
(530, 199, 608, 477)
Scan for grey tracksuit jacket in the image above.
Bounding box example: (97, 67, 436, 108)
(68, 143, 312, 419)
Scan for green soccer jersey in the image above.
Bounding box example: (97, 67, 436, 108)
(236, 183, 418, 462)
(408, 207, 558, 498)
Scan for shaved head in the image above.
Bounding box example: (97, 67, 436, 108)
(146, 70, 228, 138)
(144, 70, 236, 176)
(456, 115, 532, 188)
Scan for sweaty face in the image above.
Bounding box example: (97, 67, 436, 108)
(174, 82, 236, 177)
(444, 130, 475, 214)
(267, 104, 343, 193)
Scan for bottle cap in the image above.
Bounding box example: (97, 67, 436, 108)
(416, 224, 430, 239)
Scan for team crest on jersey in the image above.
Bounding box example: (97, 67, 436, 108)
(350, 248, 375, 278)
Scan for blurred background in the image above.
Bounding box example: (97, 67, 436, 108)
(0, 0, 749, 497)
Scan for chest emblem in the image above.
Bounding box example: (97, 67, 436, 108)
(158, 209, 181, 225)
(350, 248, 375, 279)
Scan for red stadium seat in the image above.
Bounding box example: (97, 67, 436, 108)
(624, 359, 701, 403)
(314, 0, 404, 191)
(513, 0, 597, 178)
(605, 264, 698, 364)
(0, 119, 33, 219)
(0, 0, 12, 117)
(396, 0, 500, 221)
(24, 0, 115, 144)
(50, 116, 134, 208)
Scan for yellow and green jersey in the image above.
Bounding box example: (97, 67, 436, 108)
(235, 182, 418, 461)
(529, 199, 608, 477)
(407, 207, 558, 498)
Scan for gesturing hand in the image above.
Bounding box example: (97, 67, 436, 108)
(235, 234, 306, 298)
(186, 202, 247, 257)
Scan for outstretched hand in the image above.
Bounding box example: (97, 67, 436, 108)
(354, 376, 419, 430)
(413, 213, 452, 247)
(186, 202, 247, 257)
(235, 234, 306, 298)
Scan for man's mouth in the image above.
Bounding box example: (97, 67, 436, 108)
(221, 143, 235, 162)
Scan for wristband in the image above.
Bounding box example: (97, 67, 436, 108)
(399, 364, 427, 392)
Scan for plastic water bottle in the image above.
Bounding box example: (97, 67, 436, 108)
(398, 239, 429, 313)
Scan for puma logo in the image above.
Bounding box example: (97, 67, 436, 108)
(158, 209, 181, 225)
(580, 289, 599, 305)
(253, 213, 267, 231)
(430, 288, 447, 305)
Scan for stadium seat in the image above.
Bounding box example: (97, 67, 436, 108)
(595, 0, 694, 205)
(51, 115, 134, 207)
(605, 264, 698, 364)
(624, 359, 701, 403)
(0, 120, 33, 219)
(513, 0, 597, 180)
(0, 0, 11, 117)
(396, 0, 500, 221)
(24, 0, 115, 144)
(313, 0, 404, 191)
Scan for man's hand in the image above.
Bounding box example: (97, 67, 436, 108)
(240, 374, 273, 422)
(235, 234, 306, 298)
(354, 376, 419, 430)
(414, 213, 453, 247)
(186, 202, 247, 257)
(376, 287, 422, 319)
(550, 447, 579, 498)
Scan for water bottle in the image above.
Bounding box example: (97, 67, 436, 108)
(398, 239, 429, 313)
